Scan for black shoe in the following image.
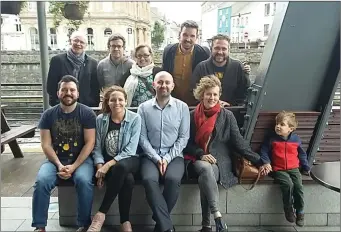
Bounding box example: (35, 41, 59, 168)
(199, 227, 213, 232)
(284, 207, 295, 223)
(214, 217, 228, 232)
(165, 227, 175, 232)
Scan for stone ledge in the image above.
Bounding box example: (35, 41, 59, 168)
(58, 183, 340, 227)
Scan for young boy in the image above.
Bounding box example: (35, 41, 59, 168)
(260, 111, 310, 227)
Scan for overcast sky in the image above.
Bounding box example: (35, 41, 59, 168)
(150, 2, 203, 23)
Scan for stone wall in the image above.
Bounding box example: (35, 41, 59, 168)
(58, 183, 340, 227)
(1, 49, 263, 84)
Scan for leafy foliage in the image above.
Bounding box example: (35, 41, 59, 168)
(48, 1, 89, 34)
(151, 21, 165, 49)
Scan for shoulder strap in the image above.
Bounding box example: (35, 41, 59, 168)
(239, 171, 261, 191)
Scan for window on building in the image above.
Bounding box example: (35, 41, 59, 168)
(273, 3, 276, 15)
(264, 24, 270, 36)
(104, 28, 112, 36)
(15, 18, 21, 32)
(87, 28, 94, 50)
(264, 3, 270, 16)
(246, 17, 248, 25)
(233, 18, 235, 27)
(241, 17, 244, 26)
(16, 24, 21, 32)
(29, 27, 39, 50)
(237, 18, 240, 26)
(50, 28, 58, 49)
(49, 28, 58, 49)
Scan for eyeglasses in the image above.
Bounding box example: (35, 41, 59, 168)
(72, 39, 86, 45)
(136, 54, 151, 59)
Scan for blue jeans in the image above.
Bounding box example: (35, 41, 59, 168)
(31, 157, 94, 228)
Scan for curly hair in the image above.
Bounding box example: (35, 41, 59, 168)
(193, 75, 222, 101)
(275, 111, 298, 130)
(101, 85, 127, 113)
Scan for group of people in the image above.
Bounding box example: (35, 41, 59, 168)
(46, 20, 251, 109)
(32, 20, 311, 232)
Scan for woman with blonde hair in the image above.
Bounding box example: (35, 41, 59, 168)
(121, 44, 162, 107)
(184, 75, 267, 232)
(88, 86, 141, 232)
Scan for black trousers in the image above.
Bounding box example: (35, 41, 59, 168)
(98, 156, 139, 224)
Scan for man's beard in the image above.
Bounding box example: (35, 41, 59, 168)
(213, 54, 227, 64)
(60, 97, 77, 106)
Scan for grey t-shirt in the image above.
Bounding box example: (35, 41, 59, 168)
(97, 55, 134, 89)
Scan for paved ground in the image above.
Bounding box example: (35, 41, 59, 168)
(1, 197, 340, 231)
(1, 197, 340, 232)
(1, 151, 58, 197)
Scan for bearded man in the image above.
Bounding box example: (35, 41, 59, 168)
(32, 75, 97, 232)
(191, 34, 251, 106)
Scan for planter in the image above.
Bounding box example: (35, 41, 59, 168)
(63, 3, 85, 20)
(1, 1, 23, 15)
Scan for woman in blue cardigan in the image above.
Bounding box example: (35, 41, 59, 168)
(87, 86, 141, 232)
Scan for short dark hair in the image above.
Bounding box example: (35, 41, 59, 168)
(180, 20, 199, 35)
(107, 33, 126, 48)
(57, 75, 79, 91)
(210, 34, 231, 49)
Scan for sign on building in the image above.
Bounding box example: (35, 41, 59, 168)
(217, 6, 232, 36)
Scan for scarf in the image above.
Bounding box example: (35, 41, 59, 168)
(184, 102, 221, 162)
(124, 63, 154, 106)
(195, 102, 221, 152)
(66, 48, 85, 79)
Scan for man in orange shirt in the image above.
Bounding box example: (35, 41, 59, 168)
(162, 20, 250, 106)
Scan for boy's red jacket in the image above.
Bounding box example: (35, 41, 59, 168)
(260, 131, 310, 171)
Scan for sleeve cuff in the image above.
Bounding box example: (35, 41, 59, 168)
(94, 157, 105, 166)
(114, 155, 123, 162)
(163, 154, 171, 164)
(152, 155, 162, 164)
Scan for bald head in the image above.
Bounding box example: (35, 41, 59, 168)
(70, 31, 87, 44)
(154, 71, 173, 83)
(153, 71, 175, 98)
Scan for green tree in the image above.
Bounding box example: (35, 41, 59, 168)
(151, 21, 165, 49)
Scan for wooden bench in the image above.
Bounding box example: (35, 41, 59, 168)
(1, 105, 36, 157)
(1, 125, 36, 145)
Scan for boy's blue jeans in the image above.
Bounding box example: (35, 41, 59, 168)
(31, 157, 94, 228)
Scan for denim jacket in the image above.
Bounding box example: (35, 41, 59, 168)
(92, 109, 141, 165)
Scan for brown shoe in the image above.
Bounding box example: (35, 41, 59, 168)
(87, 212, 105, 232)
(296, 213, 305, 227)
(284, 207, 295, 223)
(120, 221, 133, 232)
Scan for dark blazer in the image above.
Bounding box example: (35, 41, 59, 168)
(184, 108, 262, 188)
(162, 43, 210, 73)
(191, 57, 250, 106)
(46, 53, 100, 107)
(119, 66, 163, 87)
